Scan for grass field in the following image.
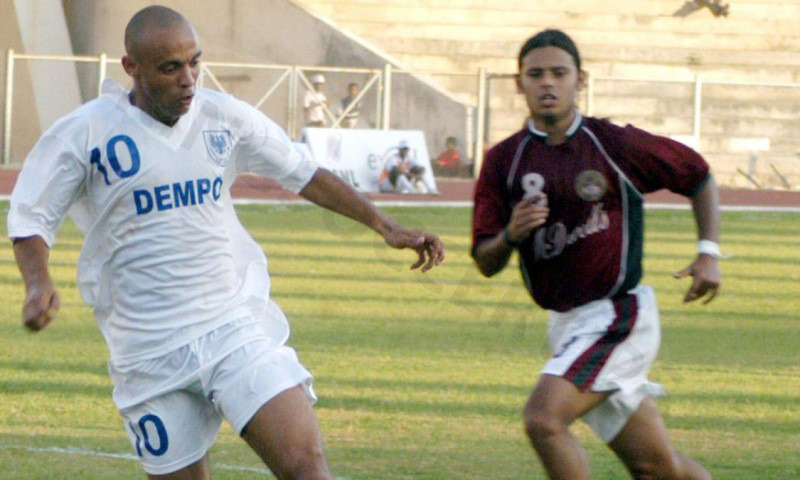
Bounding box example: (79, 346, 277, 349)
(0, 201, 798, 479)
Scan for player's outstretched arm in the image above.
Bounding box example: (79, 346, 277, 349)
(673, 178, 721, 304)
(13, 236, 61, 331)
(298, 168, 445, 272)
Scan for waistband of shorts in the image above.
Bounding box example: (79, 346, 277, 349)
(550, 285, 653, 321)
(108, 307, 257, 368)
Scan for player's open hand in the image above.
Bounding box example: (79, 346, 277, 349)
(673, 254, 720, 304)
(383, 226, 445, 272)
(507, 194, 549, 244)
(22, 282, 60, 332)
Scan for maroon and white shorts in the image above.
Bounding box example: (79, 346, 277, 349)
(542, 285, 667, 442)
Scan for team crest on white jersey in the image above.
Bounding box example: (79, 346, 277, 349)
(574, 169, 607, 202)
(203, 130, 232, 166)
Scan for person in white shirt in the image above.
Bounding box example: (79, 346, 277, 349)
(378, 140, 437, 194)
(8, 6, 444, 480)
(303, 74, 328, 127)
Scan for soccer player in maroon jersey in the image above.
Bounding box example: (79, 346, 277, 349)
(472, 29, 719, 480)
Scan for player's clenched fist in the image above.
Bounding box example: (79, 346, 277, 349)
(506, 194, 549, 245)
(22, 284, 60, 332)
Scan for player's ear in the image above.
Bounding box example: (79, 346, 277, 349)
(576, 69, 587, 92)
(515, 73, 523, 94)
(122, 55, 138, 79)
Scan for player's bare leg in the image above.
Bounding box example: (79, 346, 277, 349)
(242, 384, 332, 480)
(147, 452, 210, 480)
(609, 397, 713, 480)
(523, 374, 609, 480)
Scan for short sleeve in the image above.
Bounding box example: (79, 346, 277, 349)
(471, 146, 510, 255)
(8, 134, 88, 247)
(606, 123, 710, 196)
(235, 105, 319, 193)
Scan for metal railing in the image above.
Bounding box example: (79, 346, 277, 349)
(4, 49, 800, 188)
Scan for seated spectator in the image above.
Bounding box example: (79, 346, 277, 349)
(379, 140, 437, 194)
(434, 136, 463, 177)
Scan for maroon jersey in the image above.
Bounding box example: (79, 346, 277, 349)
(472, 112, 709, 312)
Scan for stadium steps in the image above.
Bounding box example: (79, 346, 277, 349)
(291, 0, 800, 188)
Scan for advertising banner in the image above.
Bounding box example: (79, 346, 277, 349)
(301, 128, 437, 194)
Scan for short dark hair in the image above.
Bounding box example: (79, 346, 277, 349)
(125, 6, 189, 58)
(518, 29, 581, 71)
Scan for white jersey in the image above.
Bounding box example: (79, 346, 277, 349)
(303, 90, 327, 125)
(8, 79, 319, 365)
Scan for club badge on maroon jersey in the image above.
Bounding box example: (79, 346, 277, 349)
(574, 170, 607, 202)
(203, 130, 232, 166)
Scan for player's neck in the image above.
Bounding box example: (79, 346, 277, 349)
(128, 91, 180, 127)
(531, 109, 577, 146)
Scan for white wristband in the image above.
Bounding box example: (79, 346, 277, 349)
(697, 240, 722, 258)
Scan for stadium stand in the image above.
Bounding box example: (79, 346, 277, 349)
(291, 0, 800, 188)
(2, 0, 799, 188)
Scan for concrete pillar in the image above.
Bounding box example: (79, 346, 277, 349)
(13, 0, 82, 131)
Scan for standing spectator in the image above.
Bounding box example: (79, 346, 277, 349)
(471, 29, 717, 480)
(339, 82, 362, 128)
(304, 73, 328, 127)
(8, 6, 444, 479)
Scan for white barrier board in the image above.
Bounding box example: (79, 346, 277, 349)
(300, 128, 437, 194)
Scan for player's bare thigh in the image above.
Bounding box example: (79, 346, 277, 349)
(146, 453, 210, 480)
(242, 384, 332, 480)
(608, 397, 713, 480)
(525, 374, 610, 430)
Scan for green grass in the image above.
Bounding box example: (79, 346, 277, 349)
(1, 201, 798, 479)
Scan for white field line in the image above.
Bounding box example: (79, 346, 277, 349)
(0, 444, 353, 479)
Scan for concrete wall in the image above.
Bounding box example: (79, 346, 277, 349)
(61, 0, 468, 159)
(14, 0, 82, 129)
(0, 1, 45, 165)
(295, 0, 800, 188)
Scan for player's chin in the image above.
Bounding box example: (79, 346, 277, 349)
(176, 102, 192, 115)
(535, 107, 567, 125)
(164, 104, 190, 121)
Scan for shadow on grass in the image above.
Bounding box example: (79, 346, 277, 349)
(319, 376, 531, 398)
(318, 393, 524, 420)
(0, 359, 107, 376)
(0, 379, 110, 397)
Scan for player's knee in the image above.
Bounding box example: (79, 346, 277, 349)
(275, 443, 331, 480)
(626, 452, 684, 480)
(523, 407, 567, 441)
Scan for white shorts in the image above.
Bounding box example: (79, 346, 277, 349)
(111, 318, 316, 475)
(541, 285, 667, 442)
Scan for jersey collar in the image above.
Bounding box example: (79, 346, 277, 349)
(102, 79, 199, 142)
(526, 109, 583, 141)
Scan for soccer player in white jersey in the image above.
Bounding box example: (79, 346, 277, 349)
(8, 6, 443, 480)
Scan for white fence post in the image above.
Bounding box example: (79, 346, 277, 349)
(289, 65, 298, 138)
(474, 67, 487, 176)
(97, 53, 107, 97)
(3, 49, 14, 166)
(381, 63, 392, 130)
(693, 74, 703, 142)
